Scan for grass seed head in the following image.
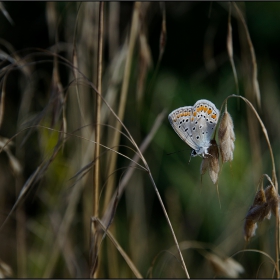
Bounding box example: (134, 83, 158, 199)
(206, 253, 244, 278)
(200, 157, 209, 175)
(246, 203, 270, 222)
(243, 219, 257, 242)
(218, 111, 235, 163)
(253, 189, 266, 206)
(245, 189, 271, 222)
(208, 140, 220, 184)
(265, 185, 280, 217)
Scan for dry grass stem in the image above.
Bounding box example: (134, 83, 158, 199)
(91, 217, 143, 278)
(226, 3, 239, 96)
(224, 95, 277, 188)
(102, 109, 166, 227)
(233, 2, 261, 108)
(104, 1, 141, 209)
(1, 3, 279, 278)
(93, 0, 104, 219)
(0, 2, 14, 25)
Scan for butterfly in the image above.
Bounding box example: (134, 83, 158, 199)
(168, 99, 220, 158)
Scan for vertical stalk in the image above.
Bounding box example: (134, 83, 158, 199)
(103, 1, 140, 212)
(92, 2, 104, 278)
(93, 1, 103, 220)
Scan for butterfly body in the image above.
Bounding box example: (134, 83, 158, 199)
(168, 99, 220, 158)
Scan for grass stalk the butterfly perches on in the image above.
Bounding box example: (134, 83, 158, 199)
(220, 94, 279, 278)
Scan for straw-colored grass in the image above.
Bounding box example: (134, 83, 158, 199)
(0, 2, 280, 278)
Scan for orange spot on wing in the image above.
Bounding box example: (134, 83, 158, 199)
(207, 109, 212, 114)
(211, 114, 217, 119)
(191, 117, 194, 121)
(193, 112, 197, 116)
(203, 107, 207, 112)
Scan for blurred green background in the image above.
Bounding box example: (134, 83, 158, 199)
(0, 2, 280, 278)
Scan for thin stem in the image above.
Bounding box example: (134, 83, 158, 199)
(92, 217, 143, 278)
(222, 94, 279, 278)
(148, 172, 190, 278)
(103, 2, 141, 209)
(93, 0, 103, 222)
(92, 3, 103, 278)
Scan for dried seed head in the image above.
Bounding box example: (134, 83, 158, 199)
(200, 157, 209, 175)
(206, 253, 244, 278)
(244, 219, 258, 242)
(208, 140, 220, 184)
(0, 258, 13, 278)
(265, 185, 280, 217)
(252, 189, 266, 206)
(246, 189, 271, 222)
(218, 111, 235, 163)
(223, 257, 245, 278)
(246, 203, 270, 222)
